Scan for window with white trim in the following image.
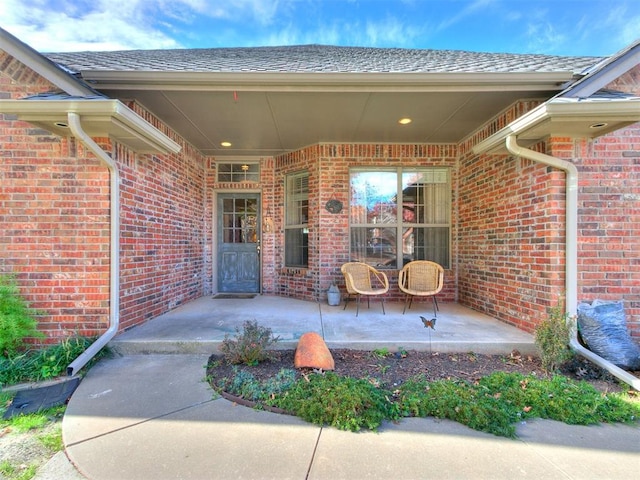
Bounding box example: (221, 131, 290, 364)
(349, 168, 450, 268)
(217, 162, 260, 182)
(285, 172, 309, 267)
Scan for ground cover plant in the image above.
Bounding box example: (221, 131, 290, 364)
(207, 322, 640, 437)
(0, 392, 65, 480)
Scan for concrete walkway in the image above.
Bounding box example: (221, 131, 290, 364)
(40, 296, 640, 479)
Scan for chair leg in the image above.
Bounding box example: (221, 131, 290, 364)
(402, 294, 410, 314)
(381, 297, 385, 315)
(356, 295, 360, 317)
(432, 296, 437, 318)
(343, 294, 349, 310)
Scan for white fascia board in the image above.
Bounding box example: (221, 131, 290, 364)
(473, 97, 640, 154)
(0, 98, 181, 154)
(79, 70, 576, 93)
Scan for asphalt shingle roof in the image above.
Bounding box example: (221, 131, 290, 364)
(45, 45, 601, 75)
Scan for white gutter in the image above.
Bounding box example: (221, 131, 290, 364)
(66, 112, 120, 376)
(505, 135, 640, 390)
(79, 70, 576, 93)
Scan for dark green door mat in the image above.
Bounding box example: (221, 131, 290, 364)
(212, 294, 256, 299)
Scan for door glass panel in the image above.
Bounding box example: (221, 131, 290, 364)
(222, 198, 258, 244)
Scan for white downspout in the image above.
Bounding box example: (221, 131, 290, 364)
(505, 135, 640, 390)
(66, 112, 120, 376)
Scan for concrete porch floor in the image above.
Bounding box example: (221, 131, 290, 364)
(109, 295, 536, 356)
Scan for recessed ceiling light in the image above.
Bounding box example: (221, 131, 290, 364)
(398, 118, 412, 125)
(220, 141, 232, 147)
(589, 122, 608, 129)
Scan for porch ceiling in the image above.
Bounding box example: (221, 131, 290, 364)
(93, 77, 566, 158)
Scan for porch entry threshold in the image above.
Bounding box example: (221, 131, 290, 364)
(212, 293, 257, 299)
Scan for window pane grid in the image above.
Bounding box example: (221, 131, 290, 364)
(350, 168, 450, 268)
(217, 162, 260, 182)
(285, 172, 309, 267)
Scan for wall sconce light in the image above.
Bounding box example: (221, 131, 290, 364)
(263, 216, 274, 233)
(263, 207, 274, 233)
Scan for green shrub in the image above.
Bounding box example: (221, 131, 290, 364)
(535, 301, 574, 372)
(0, 274, 44, 357)
(219, 320, 280, 366)
(273, 372, 400, 431)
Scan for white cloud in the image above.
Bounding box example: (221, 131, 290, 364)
(525, 22, 567, 54)
(364, 17, 427, 47)
(1, 0, 183, 51)
(195, 0, 285, 25)
(435, 0, 495, 32)
(0, 0, 295, 51)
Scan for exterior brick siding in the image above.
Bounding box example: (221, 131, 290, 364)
(458, 95, 640, 337)
(274, 143, 458, 304)
(1, 52, 206, 341)
(1, 53, 111, 341)
(2, 50, 639, 342)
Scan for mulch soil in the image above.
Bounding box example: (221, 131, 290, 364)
(207, 348, 635, 395)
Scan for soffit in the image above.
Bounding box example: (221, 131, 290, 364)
(44, 44, 599, 158)
(95, 82, 564, 157)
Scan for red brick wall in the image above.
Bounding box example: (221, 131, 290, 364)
(458, 147, 567, 332)
(567, 128, 640, 338)
(1, 52, 111, 341)
(274, 143, 459, 303)
(117, 102, 206, 331)
(1, 52, 207, 340)
(273, 146, 320, 299)
(459, 95, 640, 337)
(458, 101, 567, 332)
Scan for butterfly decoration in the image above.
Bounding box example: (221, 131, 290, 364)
(421, 316, 436, 330)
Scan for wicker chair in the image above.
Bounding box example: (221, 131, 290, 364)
(340, 262, 389, 316)
(398, 261, 444, 316)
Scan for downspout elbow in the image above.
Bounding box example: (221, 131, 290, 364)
(66, 112, 120, 376)
(568, 324, 640, 390)
(505, 134, 638, 390)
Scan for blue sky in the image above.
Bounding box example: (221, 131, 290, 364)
(1, 0, 638, 56)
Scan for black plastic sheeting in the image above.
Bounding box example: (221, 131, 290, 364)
(3, 376, 81, 419)
(577, 300, 640, 371)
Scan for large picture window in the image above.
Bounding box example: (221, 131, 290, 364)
(350, 168, 450, 268)
(285, 172, 309, 267)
